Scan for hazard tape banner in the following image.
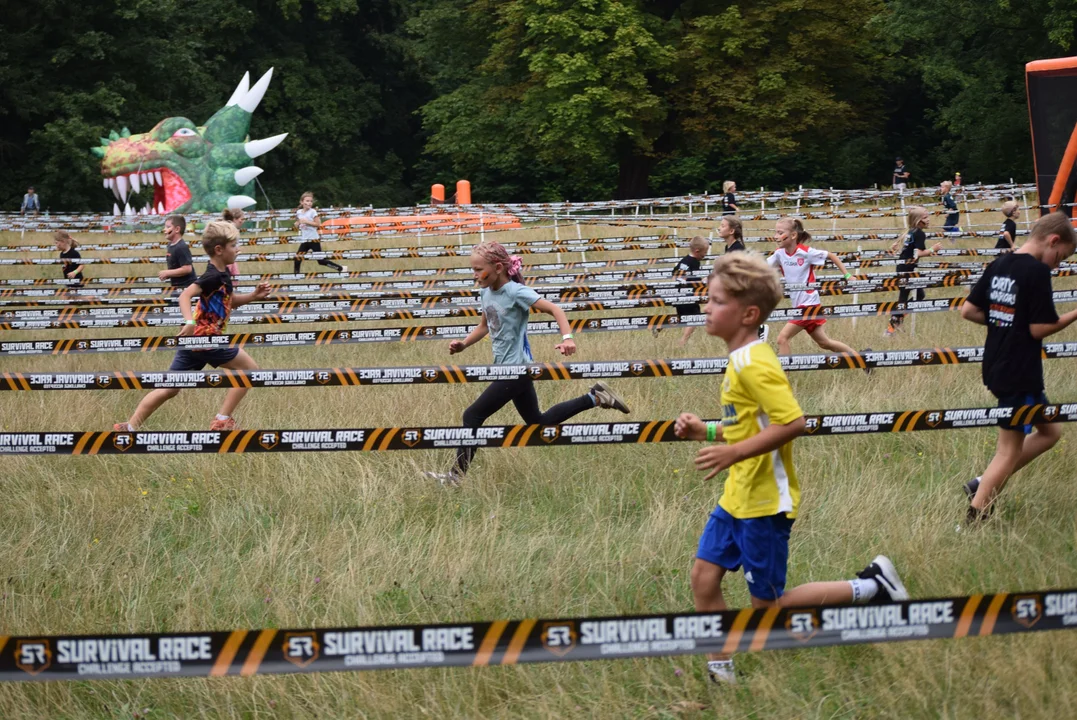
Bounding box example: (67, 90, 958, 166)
(0, 587, 1073, 681)
(6, 345, 1077, 392)
(2, 402, 1077, 455)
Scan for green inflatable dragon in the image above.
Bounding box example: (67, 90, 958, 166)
(91, 69, 286, 215)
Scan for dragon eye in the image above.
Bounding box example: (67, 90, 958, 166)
(171, 128, 198, 138)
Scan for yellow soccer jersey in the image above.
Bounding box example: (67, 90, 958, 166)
(717, 341, 804, 519)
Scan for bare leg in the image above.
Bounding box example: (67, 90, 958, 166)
(126, 388, 181, 429)
(216, 350, 259, 418)
(1012, 423, 1061, 474)
(691, 559, 730, 661)
(680, 327, 696, 345)
(773, 581, 854, 607)
(971, 429, 1024, 510)
(807, 326, 857, 355)
(776, 323, 805, 356)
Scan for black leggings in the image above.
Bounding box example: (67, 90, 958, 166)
(454, 377, 594, 474)
(890, 264, 924, 325)
(294, 241, 343, 273)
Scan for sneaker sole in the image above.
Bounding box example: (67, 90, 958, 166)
(963, 480, 979, 501)
(871, 555, 909, 601)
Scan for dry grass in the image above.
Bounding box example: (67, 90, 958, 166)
(1, 200, 1075, 719)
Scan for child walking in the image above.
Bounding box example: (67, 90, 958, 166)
(425, 242, 631, 486)
(885, 206, 943, 336)
(293, 192, 346, 275)
(960, 212, 1077, 523)
(996, 201, 1020, 249)
(674, 252, 908, 684)
(114, 221, 271, 431)
(672, 235, 710, 346)
(941, 180, 961, 237)
(767, 218, 858, 356)
(54, 231, 84, 291)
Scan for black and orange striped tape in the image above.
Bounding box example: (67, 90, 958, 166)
(0, 588, 1072, 681)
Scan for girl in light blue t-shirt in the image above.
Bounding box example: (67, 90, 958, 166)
(424, 242, 631, 485)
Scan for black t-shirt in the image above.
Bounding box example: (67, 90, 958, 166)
(966, 253, 1058, 396)
(898, 228, 926, 266)
(893, 164, 909, 185)
(722, 193, 736, 214)
(167, 239, 198, 287)
(673, 254, 702, 277)
(996, 218, 1017, 249)
(725, 240, 745, 253)
(942, 194, 959, 225)
(60, 247, 82, 281)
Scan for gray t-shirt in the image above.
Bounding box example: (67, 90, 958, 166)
(167, 239, 198, 287)
(481, 281, 541, 364)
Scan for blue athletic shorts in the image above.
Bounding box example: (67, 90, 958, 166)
(996, 391, 1049, 434)
(696, 505, 794, 601)
(169, 347, 239, 371)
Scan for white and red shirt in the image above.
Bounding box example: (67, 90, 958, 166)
(767, 245, 829, 307)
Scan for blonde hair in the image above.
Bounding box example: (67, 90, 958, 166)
(53, 230, 76, 249)
(222, 208, 245, 225)
(689, 235, 709, 253)
(1030, 211, 1077, 246)
(940, 181, 952, 192)
(907, 205, 929, 227)
(722, 180, 735, 194)
(471, 241, 524, 283)
(710, 252, 783, 322)
(201, 220, 239, 256)
(721, 216, 743, 242)
(299, 191, 314, 206)
(1002, 200, 1019, 218)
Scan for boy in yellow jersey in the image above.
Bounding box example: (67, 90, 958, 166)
(675, 253, 908, 685)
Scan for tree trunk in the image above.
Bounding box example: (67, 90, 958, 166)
(615, 151, 656, 199)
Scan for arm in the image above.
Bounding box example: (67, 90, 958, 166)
(449, 314, 489, 354)
(232, 282, 272, 308)
(175, 283, 202, 336)
(532, 297, 577, 355)
(825, 252, 851, 276)
(66, 264, 86, 278)
(960, 298, 986, 325)
(1002, 231, 1014, 248)
(693, 417, 806, 481)
(915, 242, 942, 259)
(1031, 308, 1077, 339)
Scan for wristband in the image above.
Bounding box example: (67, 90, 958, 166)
(706, 422, 718, 442)
(184, 319, 196, 326)
(843, 273, 852, 280)
(562, 334, 574, 341)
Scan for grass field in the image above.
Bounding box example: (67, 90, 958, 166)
(2, 199, 1076, 719)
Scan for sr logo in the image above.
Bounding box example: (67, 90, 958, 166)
(252, 335, 264, 344)
(259, 432, 279, 450)
(786, 611, 819, 643)
(631, 362, 645, 376)
(336, 331, 350, 340)
(919, 351, 934, 363)
(541, 622, 577, 657)
(316, 371, 331, 385)
(541, 426, 560, 443)
(113, 433, 134, 452)
(15, 640, 51, 675)
(282, 632, 320, 668)
(422, 328, 435, 336)
(96, 375, 113, 388)
(402, 429, 422, 447)
(206, 372, 223, 387)
(529, 366, 544, 378)
(423, 369, 439, 382)
(76, 340, 88, 350)
(588, 320, 600, 328)
(926, 411, 942, 427)
(827, 355, 841, 367)
(803, 417, 820, 434)
(1012, 596, 1042, 628)
(1043, 405, 1059, 421)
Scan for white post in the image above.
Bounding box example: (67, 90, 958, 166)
(576, 221, 582, 240)
(1021, 189, 1032, 236)
(554, 214, 559, 243)
(479, 210, 485, 244)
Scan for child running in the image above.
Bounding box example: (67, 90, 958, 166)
(160, 215, 198, 296)
(767, 217, 858, 356)
(222, 208, 245, 276)
(425, 241, 631, 486)
(114, 221, 271, 431)
(54, 231, 84, 291)
(721, 181, 738, 215)
(996, 201, 1020, 249)
(960, 212, 1077, 523)
(293, 191, 346, 275)
(885, 206, 942, 336)
(674, 252, 908, 685)
(720, 216, 769, 341)
(672, 235, 709, 346)
(941, 180, 961, 237)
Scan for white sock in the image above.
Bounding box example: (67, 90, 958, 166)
(215, 414, 230, 421)
(848, 578, 878, 604)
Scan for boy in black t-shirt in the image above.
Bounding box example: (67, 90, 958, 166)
(721, 181, 738, 214)
(961, 212, 1077, 523)
(672, 236, 709, 345)
(940, 180, 960, 237)
(892, 158, 910, 190)
(160, 215, 198, 294)
(996, 201, 1019, 249)
(114, 221, 271, 432)
(885, 206, 941, 336)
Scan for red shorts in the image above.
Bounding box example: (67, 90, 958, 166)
(790, 306, 826, 332)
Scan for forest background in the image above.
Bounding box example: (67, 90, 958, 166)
(2, 0, 1075, 211)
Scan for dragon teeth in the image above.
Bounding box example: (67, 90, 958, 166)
(157, 201, 165, 214)
(115, 174, 128, 200)
(130, 173, 141, 193)
(155, 171, 163, 186)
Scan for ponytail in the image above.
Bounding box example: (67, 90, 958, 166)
(472, 241, 524, 283)
(54, 230, 76, 249)
(779, 217, 811, 245)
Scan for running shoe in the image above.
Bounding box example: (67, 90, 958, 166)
(423, 470, 462, 488)
(590, 382, 631, 413)
(856, 555, 909, 603)
(963, 476, 981, 500)
(758, 324, 770, 342)
(210, 417, 237, 431)
(707, 659, 737, 684)
(113, 422, 132, 431)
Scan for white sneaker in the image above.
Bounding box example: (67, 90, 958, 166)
(757, 324, 770, 342)
(856, 555, 909, 602)
(422, 470, 462, 487)
(707, 659, 736, 684)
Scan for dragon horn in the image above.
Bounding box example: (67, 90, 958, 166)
(120, 127, 131, 138)
(234, 166, 264, 186)
(245, 133, 288, 159)
(227, 195, 257, 210)
(226, 72, 251, 107)
(237, 68, 274, 113)
(91, 147, 106, 158)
